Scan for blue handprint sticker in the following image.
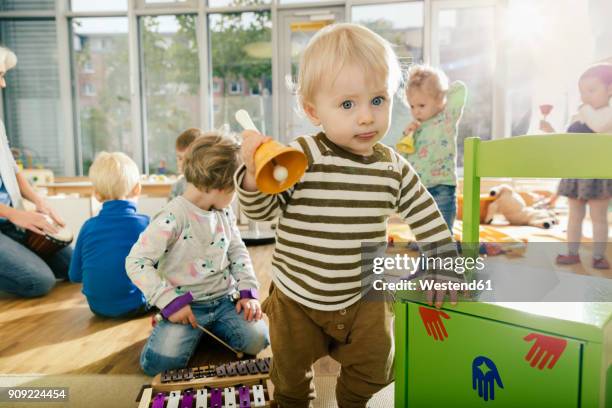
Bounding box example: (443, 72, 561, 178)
(472, 356, 504, 401)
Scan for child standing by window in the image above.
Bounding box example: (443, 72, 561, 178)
(127, 132, 269, 376)
(540, 63, 612, 269)
(237, 24, 460, 407)
(69, 152, 149, 318)
(397, 65, 467, 230)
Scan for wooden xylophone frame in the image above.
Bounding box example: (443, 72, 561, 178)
(137, 358, 274, 407)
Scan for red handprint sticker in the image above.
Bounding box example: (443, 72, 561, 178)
(419, 306, 450, 341)
(523, 333, 567, 370)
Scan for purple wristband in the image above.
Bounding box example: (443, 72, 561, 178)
(240, 288, 258, 300)
(160, 292, 194, 319)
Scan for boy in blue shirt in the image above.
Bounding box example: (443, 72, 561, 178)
(69, 152, 149, 318)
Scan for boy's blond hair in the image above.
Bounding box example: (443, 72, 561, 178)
(183, 131, 240, 192)
(176, 127, 203, 151)
(89, 152, 140, 201)
(405, 65, 449, 103)
(297, 23, 401, 107)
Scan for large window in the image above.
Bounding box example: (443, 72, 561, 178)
(71, 17, 131, 174)
(0, 0, 54, 11)
(209, 0, 271, 7)
(2, 0, 609, 178)
(352, 2, 424, 149)
(505, 0, 612, 136)
(279, 0, 324, 4)
(434, 4, 496, 167)
(71, 0, 127, 12)
(209, 11, 272, 135)
(0, 20, 64, 174)
(140, 14, 200, 174)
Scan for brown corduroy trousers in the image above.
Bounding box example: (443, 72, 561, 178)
(262, 286, 395, 408)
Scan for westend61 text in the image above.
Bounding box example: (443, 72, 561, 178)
(372, 279, 493, 292)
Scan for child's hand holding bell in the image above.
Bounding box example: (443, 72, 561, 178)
(240, 130, 271, 191)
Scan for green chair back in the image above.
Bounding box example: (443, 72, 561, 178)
(462, 133, 612, 250)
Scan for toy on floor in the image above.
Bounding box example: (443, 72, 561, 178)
(453, 220, 527, 257)
(456, 193, 497, 224)
(137, 357, 273, 407)
(387, 220, 527, 257)
(517, 190, 558, 209)
(485, 184, 558, 229)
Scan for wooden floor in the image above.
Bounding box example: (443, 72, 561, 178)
(1, 213, 611, 377)
(0, 245, 280, 376)
(0, 244, 341, 378)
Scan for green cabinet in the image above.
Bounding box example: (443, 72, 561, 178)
(395, 301, 612, 407)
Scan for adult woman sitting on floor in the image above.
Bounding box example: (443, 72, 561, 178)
(0, 46, 72, 297)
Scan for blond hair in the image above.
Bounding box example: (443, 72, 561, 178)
(405, 65, 449, 103)
(89, 152, 141, 201)
(176, 127, 203, 151)
(0, 46, 17, 71)
(297, 23, 401, 107)
(182, 131, 240, 191)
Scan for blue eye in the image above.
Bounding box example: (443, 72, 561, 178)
(372, 96, 385, 106)
(341, 100, 353, 109)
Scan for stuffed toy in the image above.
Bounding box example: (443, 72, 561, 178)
(484, 184, 558, 229)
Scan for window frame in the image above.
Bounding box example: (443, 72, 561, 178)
(0, 8, 76, 176)
(228, 80, 243, 95)
(430, 0, 506, 140)
(82, 82, 96, 96)
(0, 0, 517, 176)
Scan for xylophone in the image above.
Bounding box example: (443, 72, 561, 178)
(137, 357, 273, 408)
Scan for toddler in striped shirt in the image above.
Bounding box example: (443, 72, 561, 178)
(236, 23, 460, 408)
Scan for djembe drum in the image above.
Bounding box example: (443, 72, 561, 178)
(24, 216, 73, 258)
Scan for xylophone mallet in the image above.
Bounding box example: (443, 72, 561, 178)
(154, 313, 244, 359)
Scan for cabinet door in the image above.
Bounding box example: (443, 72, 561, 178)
(405, 304, 582, 407)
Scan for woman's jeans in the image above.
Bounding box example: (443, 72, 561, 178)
(0, 222, 71, 297)
(140, 296, 270, 376)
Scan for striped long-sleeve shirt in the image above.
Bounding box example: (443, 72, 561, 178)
(236, 132, 458, 311)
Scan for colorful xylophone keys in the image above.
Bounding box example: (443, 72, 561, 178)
(139, 384, 269, 408)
